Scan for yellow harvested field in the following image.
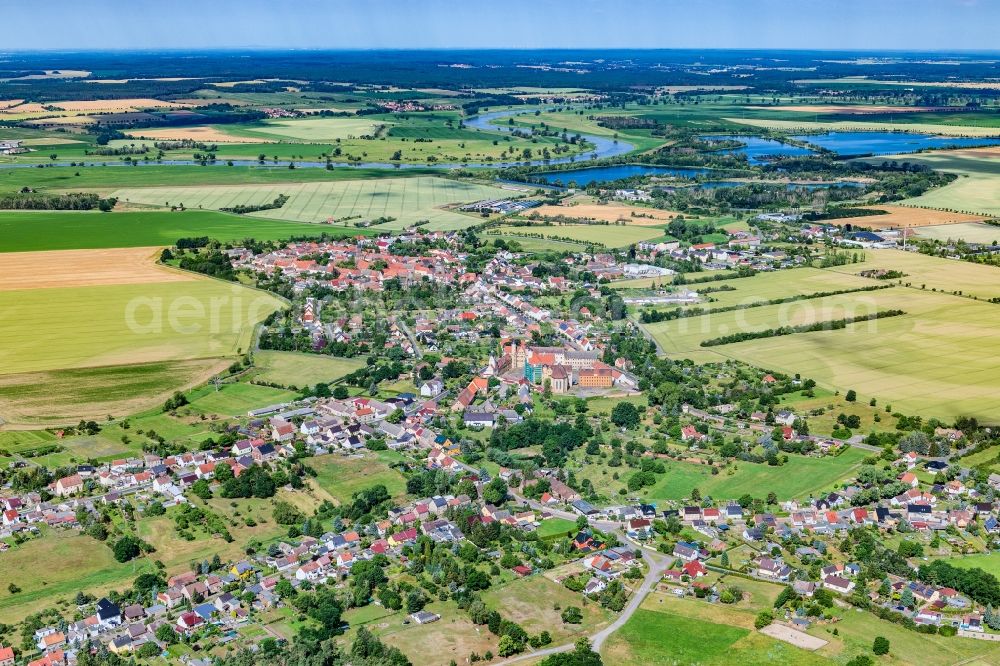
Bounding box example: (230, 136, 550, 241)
(24, 115, 95, 125)
(531, 202, 681, 225)
(824, 205, 984, 229)
(47, 98, 193, 112)
(0, 102, 48, 114)
(795, 77, 1000, 90)
(87, 77, 201, 84)
(126, 125, 267, 143)
(0, 247, 196, 291)
(20, 137, 85, 146)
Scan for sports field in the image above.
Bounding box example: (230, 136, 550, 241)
(494, 223, 665, 248)
(0, 210, 361, 253)
(253, 350, 366, 387)
(112, 176, 511, 230)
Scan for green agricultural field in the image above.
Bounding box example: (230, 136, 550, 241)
(0, 164, 443, 196)
(310, 452, 408, 504)
(253, 350, 366, 387)
(0, 210, 362, 253)
(660, 266, 875, 310)
(645, 286, 916, 354)
(495, 223, 665, 249)
(0, 530, 154, 624)
(877, 149, 1000, 216)
(225, 117, 387, 142)
(702, 291, 1000, 419)
(112, 176, 512, 231)
(0, 280, 281, 375)
(485, 233, 591, 253)
(916, 222, 1000, 244)
(840, 249, 1000, 301)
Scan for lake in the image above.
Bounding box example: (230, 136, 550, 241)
(702, 135, 814, 164)
(791, 131, 1000, 156)
(536, 164, 711, 186)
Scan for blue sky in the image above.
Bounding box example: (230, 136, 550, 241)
(5, 0, 996, 51)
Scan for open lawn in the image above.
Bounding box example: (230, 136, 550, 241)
(494, 223, 665, 249)
(572, 448, 867, 503)
(0, 210, 359, 253)
(642, 448, 868, 502)
(808, 604, 1000, 666)
(309, 452, 408, 504)
(112, 176, 511, 231)
(535, 517, 579, 540)
(253, 351, 366, 388)
(943, 551, 1000, 579)
(602, 595, 829, 666)
(0, 530, 153, 623)
(481, 575, 613, 644)
(377, 600, 497, 666)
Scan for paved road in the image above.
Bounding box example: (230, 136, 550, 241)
(393, 317, 423, 359)
(497, 493, 669, 665)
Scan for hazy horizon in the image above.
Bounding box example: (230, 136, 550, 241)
(6, 0, 996, 51)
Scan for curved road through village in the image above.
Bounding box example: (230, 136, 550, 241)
(495, 493, 671, 664)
